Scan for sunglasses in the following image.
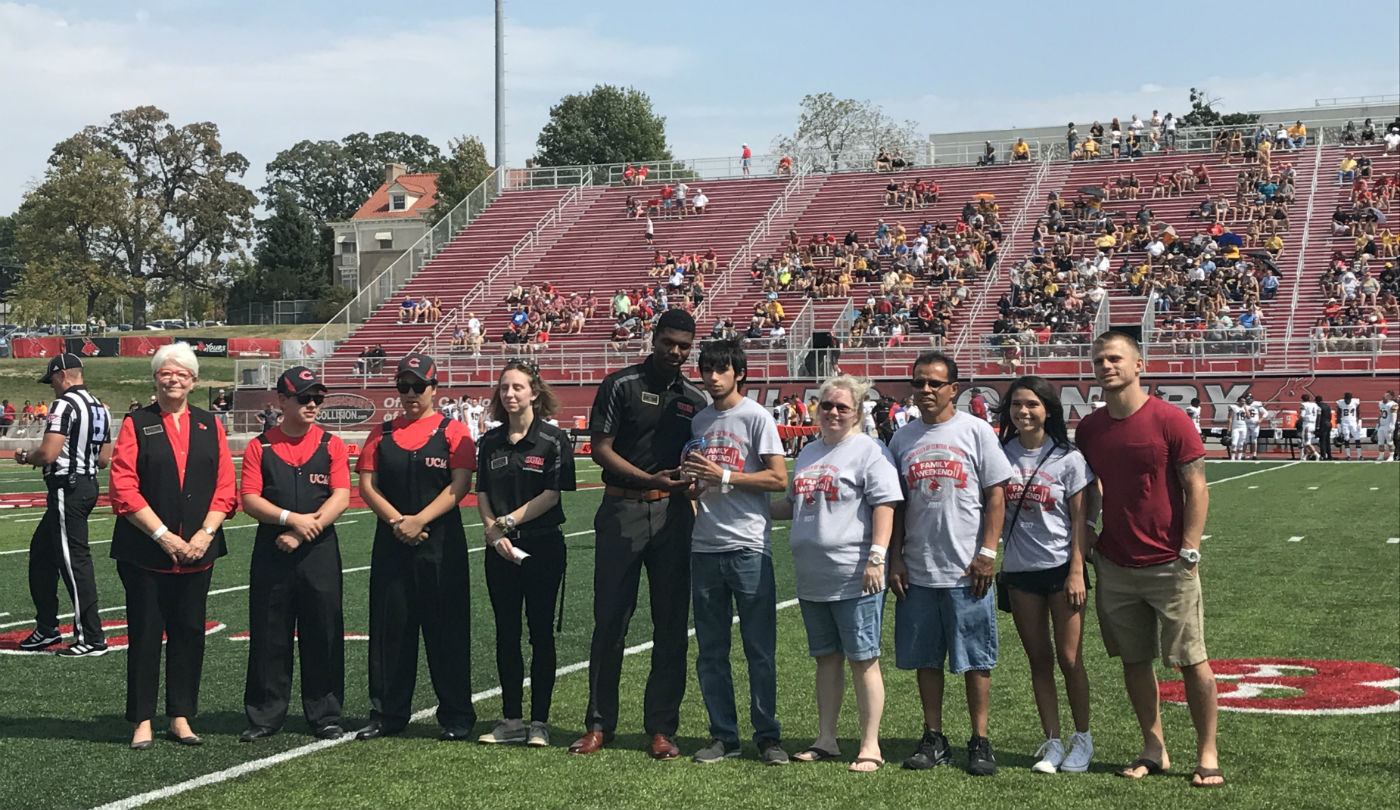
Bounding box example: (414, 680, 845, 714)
(505, 358, 539, 375)
(818, 401, 854, 414)
(295, 393, 326, 406)
(396, 379, 433, 395)
(910, 378, 955, 390)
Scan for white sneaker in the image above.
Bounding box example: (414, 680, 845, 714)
(1061, 731, 1093, 773)
(477, 719, 527, 744)
(527, 721, 549, 747)
(1031, 738, 1065, 773)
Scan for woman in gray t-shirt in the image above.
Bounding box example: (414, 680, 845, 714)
(773, 375, 902, 772)
(995, 376, 1095, 774)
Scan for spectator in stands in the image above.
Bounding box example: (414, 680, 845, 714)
(742, 143, 752, 176)
(777, 154, 793, 176)
(1066, 124, 1079, 157)
(693, 189, 709, 215)
(1286, 121, 1307, 149)
(978, 141, 996, 167)
(1082, 138, 1099, 160)
(1012, 139, 1031, 162)
(877, 148, 892, 172)
(398, 296, 416, 324)
(1339, 155, 1358, 186)
(1161, 113, 1176, 150)
(427, 297, 444, 323)
(623, 164, 636, 186)
(1386, 129, 1400, 154)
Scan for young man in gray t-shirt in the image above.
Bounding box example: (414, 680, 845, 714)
(681, 340, 790, 765)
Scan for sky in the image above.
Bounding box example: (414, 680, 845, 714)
(2, 0, 1397, 213)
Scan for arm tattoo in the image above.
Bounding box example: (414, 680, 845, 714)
(1176, 456, 1205, 484)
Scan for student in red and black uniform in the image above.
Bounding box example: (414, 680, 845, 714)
(355, 354, 477, 741)
(109, 343, 237, 750)
(238, 367, 351, 743)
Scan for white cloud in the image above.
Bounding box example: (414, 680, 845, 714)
(0, 3, 675, 211)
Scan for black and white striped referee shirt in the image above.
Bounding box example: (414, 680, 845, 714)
(44, 385, 112, 478)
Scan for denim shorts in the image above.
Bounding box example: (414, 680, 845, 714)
(894, 585, 998, 673)
(799, 592, 885, 662)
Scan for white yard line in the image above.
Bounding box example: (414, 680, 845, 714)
(1287, 536, 1305, 543)
(95, 564, 797, 810)
(1206, 460, 1303, 487)
(1388, 538, 1399, 545)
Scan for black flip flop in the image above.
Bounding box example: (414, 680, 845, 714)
(793, 746, 840, 762)
(1191, 766, 1226, 788)
(1116, 757, 1166, 778)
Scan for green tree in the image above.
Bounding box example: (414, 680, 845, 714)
(253, 190, 324, 297)
(0, 214, 21, 304)
(430, 135, 493, 224)
(11, 149, 133, 325)
(1178, 87, 1259, 128)
(772, 93, 920, 172)
(535, 85, 672, 166)
(264, 132, 445, 223)
(31, 106, 256, 327)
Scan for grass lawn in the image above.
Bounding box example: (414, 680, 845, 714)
(0, 358, 239, 416)
(0, 459, 1394, 809)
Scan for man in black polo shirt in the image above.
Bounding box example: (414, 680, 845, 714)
(570, 309, 707, 760)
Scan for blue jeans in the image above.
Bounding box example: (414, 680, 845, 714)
(691, 550, 780, 745)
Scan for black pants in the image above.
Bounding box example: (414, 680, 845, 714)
(117, 563, 213, 723)
(584, 495, 692, 736)
(484, 531, 565, 722)
(1318, 426, 1333, 459)
(367, 526, 474, 730)
(30, 477, 101, 644)
(244, 535, 345, 731)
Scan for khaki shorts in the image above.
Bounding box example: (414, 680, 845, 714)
(1092, 550, 1208, 667)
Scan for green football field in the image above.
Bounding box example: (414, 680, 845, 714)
(0, 458, 1395, 810)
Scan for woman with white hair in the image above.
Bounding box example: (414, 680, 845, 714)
(774, 375, 902, 771)
(109, 343, 237, 749)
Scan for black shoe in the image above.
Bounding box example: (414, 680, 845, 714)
(166, 730, 203, 746)
(356, 721, 403, 741)
(439, 726, 474, 742)
(903, 728, 953, 770)
(130, 738, 154, 750)
(314, 724, 345, 741)
(239, 726, 279, 743)
(55, 642, 107, 658)
(967, 735, 997, 775)
(18, 628, 62, 651)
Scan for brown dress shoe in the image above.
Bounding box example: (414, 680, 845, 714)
(650, 734, 680, 761)
(568, 730, 614, 755)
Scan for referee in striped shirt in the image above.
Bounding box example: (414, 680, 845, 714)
(14, 354, 113, 657)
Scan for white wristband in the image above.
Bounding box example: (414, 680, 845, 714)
(977, 546, 997, 560)
(151, 524, 168, 541)
(721, 469, 732, 486)
(278, 509, 290, 526)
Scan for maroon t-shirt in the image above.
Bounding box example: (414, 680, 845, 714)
(1076, 396, 1206, 567)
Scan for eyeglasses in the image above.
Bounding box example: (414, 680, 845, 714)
(818, 401, 854, 414)
(295, 393, 326, 406)
(156, 370, 193, 382)
(396, 379, 433, 395)
(910, 378, 954, 390)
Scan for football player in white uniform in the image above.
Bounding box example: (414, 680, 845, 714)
(1185, 397, 1202, 434)
(1336, 393, 1362, 460)
(1299, 394, 1321, 461)
(1244, 394, 1267, 460)
(1228, 396, 1249, 460)
(1376, 390, 1397, 462)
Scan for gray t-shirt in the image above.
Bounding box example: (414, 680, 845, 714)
(1000, 438, 1093, 573)
(788, 433, 903, 602)
(889, 411, 1015, 588)
(692, 397, 785, 554)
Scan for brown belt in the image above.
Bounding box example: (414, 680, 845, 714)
(604, 485, 670, 502)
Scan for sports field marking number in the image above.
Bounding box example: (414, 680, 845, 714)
(1161, 658, 1400, 715)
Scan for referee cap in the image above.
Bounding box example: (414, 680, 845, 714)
(276, 366, 327, 396)
(39, 353, 83, 384)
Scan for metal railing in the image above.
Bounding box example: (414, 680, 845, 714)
(929, 140, 1046, 167)
(414, 179, 592, 359)
(1282, 129, 1328, 372)
(302, 168, 503, 353)
(1310, 325, 1391, 357)
(785, 299, 815, 376)
(949, 156, 1052, 366)
(698, 169, 809, 321)
(1140, 291, 1159, 356)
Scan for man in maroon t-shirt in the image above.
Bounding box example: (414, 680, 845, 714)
(1076, 331, 1221, 788)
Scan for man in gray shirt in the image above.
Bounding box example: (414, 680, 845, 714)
(889, 352, 1013, 776)
(681, 339, 790, 765)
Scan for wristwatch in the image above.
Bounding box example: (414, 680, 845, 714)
(1178, 548, 1200, 565)
(201, 526, 217, 539)
(496, 515, 517, 533)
